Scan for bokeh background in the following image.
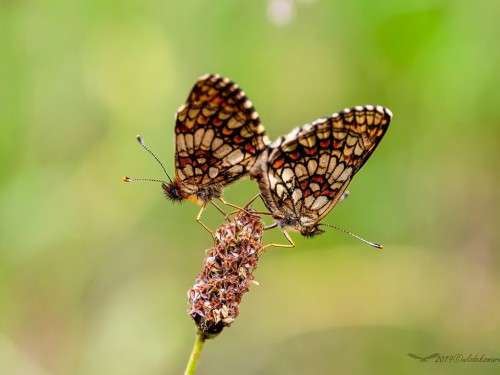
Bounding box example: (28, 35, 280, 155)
(1, 0, 499, 374)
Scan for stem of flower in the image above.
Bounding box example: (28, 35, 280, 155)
(184, 330, 207, 375)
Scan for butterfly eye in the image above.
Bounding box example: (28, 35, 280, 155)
(304, 226, 325, 237)
(311, 227, 324, 236)
(315, 227, 325, 235)
(162, 182, 183, 201)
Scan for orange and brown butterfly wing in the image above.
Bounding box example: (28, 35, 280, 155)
(258, 105, 392, 231)
(174, 74, 270, 197)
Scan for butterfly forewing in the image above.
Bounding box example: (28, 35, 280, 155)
(174, 74, 270, 200)
(255, 105, 392, 233)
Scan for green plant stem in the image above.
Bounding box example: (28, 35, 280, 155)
(184, 330, 206, 375)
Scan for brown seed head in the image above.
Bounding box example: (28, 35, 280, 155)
(187, 209, 264, 335)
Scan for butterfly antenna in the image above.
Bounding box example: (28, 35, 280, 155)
(135, 135, 173, 182)
(122, 176, 167, 183)
(320, 223, 383, 249)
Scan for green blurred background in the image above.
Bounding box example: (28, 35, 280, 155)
(1, 0, 499, 374)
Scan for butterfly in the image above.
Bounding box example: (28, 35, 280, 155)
(161, 74, 269, 204)
(125, 74, 391, 245)
(250, 105, 392, 246)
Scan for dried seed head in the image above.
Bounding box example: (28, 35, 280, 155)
(187, 209, 265, 335)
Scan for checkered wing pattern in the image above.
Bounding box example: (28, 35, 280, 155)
(255, 105, 392, 234)
(173, 74, 270, 202)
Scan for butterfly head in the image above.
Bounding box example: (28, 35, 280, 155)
(162, 180, 223, 206)
(301, 225, 325, 237)
(277, 215, 324, 238)
(162, 181, 184, 202)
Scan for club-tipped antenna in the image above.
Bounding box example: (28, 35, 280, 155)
(320, 223, 383, 249)
(122, 176, 167, 184)
(135, 135, 172, 182)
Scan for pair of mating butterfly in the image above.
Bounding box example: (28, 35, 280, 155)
(125, 74, 392, 248)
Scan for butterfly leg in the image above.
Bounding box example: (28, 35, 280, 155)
(196, 204, 216, 243)
(242, 193, 261, 209)
(210, 200, 229, 221)
(246, 194, 279, 216)
(211, 198, 264, 222)
(222, 195, 276, 220)
(263, 221, 279, 231)
(219, 197, 264, 221)
(219, 197, 247, 211)
(262, 225, 296, 249)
